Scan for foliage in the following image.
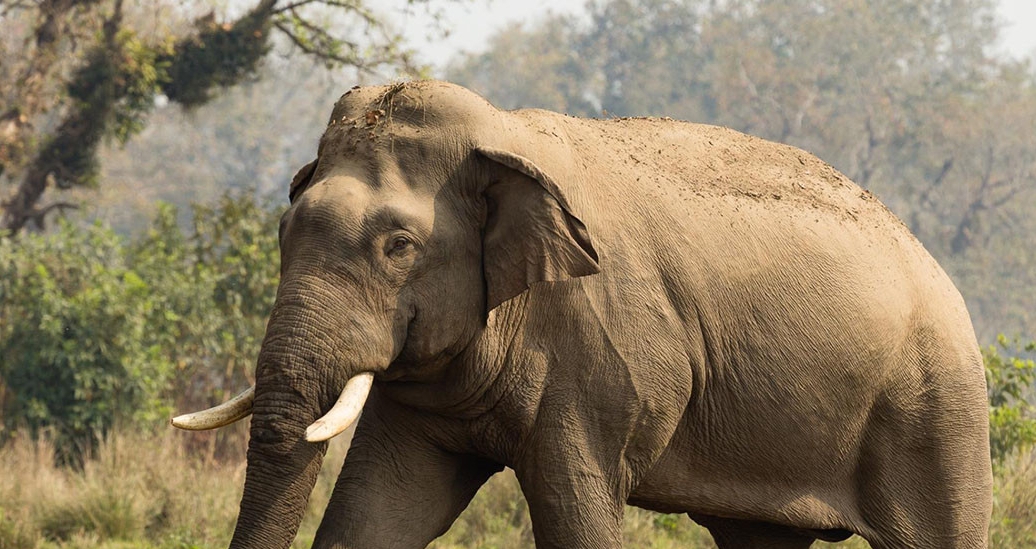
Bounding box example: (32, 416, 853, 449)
(0, 193, 282, 463)
(0, 0, 436, 233)
(985, 336, 1036, 466)
(159, 6, 272, 109)
(0, 220, 176, 464)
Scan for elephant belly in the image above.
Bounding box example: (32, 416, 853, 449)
(626, 395, 868, 533)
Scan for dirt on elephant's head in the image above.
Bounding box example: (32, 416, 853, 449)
(328, 81, 496, 136)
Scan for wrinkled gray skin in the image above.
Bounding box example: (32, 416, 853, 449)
(226, 81, 992, 549)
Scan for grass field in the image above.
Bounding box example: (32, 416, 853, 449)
(0, 431, 1032, 549)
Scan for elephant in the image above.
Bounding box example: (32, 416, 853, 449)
(172, 80, 993, 549)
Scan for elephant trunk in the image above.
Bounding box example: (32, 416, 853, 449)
(229, 341, 331, 549)
(227, 290, 379, 549)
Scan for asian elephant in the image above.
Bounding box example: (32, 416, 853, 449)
(173, 80, 992, 549)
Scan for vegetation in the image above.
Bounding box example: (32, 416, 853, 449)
(0, 0, 435, 234)
(0, 431, 247, 549)
(986, 337, 1036, 467)
(0, 195, 280, 463)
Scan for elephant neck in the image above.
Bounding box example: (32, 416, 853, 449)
(377, 296, 546, 465)
(377, 298, 530, 418)
(376, 341, 506, 416)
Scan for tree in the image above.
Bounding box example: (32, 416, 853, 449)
(0, 0, 433, 234)
(448, 17, 597, 115)
(88, 54, 347, 234)
(448, 0, 712, 119)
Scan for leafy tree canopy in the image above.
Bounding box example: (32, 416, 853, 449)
(0, 0, 442, 234)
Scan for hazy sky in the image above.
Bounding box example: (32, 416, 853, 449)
(385, 0, 1036, 70)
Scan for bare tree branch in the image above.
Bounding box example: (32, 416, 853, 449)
(26, 201, 79, 230)
(273, 20, 365, 68)
(271, 3, 413, 73)
(271, 0, 322, 15)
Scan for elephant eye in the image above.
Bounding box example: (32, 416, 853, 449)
(387, 235, 413, 256)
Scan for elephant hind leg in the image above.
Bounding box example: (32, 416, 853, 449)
(854, 419, 992, 549)
(692, 515, 816, 549)
(853, 354, 992, 548)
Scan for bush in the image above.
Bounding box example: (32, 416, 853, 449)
(0, 193, 282, 463)
(0, 221, 177, 464)
(984, 336, 1036, 466)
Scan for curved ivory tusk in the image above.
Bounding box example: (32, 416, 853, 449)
(305, 372, 374, 442)
(171, 386, 255, 430)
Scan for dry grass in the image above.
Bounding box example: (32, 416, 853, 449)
(0, 430, 241, 549)
(990, 449, 1036, 548)
(0, 430, 1032, 548)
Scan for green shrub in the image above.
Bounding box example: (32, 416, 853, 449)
(985, 336, 1036, 466)
(0, 221, 177, 464)
(0, 193, 281, 464)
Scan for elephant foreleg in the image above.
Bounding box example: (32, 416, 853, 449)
(312, 396, 501, 549)
(517, 464, 625, 549)
(509, 359, 687, 549)
(514, 426, 629, 549)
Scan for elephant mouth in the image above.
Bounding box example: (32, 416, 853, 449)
(170, 371, 376, 443)
(375, 368, 407, 382)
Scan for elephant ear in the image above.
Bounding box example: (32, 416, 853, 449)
(476, 147, 600, 313)
(288, 159, 318, 203)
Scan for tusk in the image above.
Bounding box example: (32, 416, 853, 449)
(171, 386, 255, 430)
(305, 372, 374, 442)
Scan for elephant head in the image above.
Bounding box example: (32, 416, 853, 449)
(172, 81, 599, 548)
